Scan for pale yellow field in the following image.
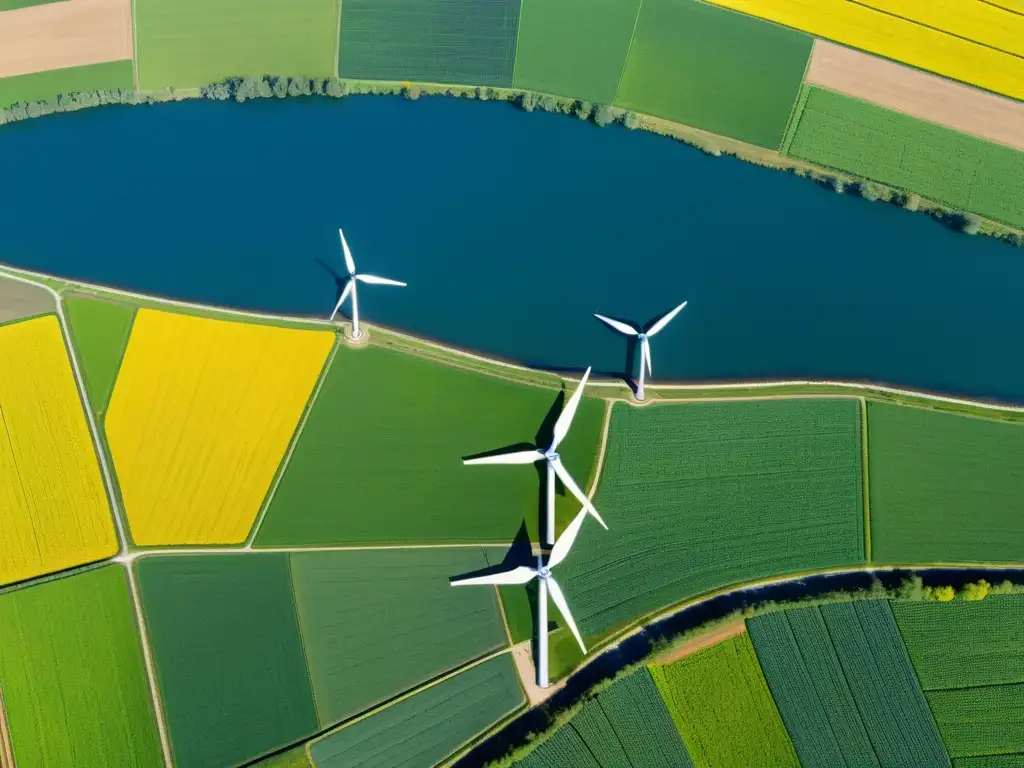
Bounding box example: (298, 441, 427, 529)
(706, 0, 1024, 101)
(105, 309, 334, 545)
(0, 315, 116, 585)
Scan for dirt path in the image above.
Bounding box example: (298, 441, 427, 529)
(511, 641, 564, 707)
(0, 0, 132, 79)
(806, 40, 1024, 152)
(651, 621, 746, 666)
(0, 686, 14, 768)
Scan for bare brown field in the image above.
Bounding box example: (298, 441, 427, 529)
(0, 0, 132, 79)
(651, 621, 747, 666)
(0, 276, 54, 325)
(806, 40, 1024, 152)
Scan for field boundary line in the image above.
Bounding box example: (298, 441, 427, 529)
(332, 0, 343, 79)
(124, 563, 172, 767)
(588, 399, 614, 502)
(611, 0, 645, 105)
(116, 542, 519, 562)
(778, 41, 815, 153)
(511, 0, 524, 85)
(0, 685, 14, 768)
(860, 396, 872, 561)
(283, 555, 322, 726)
(130, 0, 139, 92)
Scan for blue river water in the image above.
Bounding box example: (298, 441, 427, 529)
(0, 95, 1021, 401)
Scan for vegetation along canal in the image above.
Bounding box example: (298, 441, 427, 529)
(2, 94, 1022, 401)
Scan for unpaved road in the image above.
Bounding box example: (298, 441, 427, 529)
(652, 621, 746, 665)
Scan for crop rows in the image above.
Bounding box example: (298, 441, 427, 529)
(927, 683, 1024, 759)
(64, 295, 135, 417)
(859, 0, 1023, 57)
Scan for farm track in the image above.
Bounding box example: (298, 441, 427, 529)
(0, 686, 13, 768)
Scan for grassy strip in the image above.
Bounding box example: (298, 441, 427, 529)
(861, 397, 873, 561)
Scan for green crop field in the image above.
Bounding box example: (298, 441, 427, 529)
(338, 0, 519, 87)
(650, 633, 798, 767)
(516, 667, 693, 768)
(867, 403, 1024, 564)
(0, 0, 61, 10)
(289, 548, 508, 726)
(893, 596, 1024, 690)
(748, 607, 880, 767)
(64, 296, 135, 416)
(136, 554, 318, 768)
(954, 757, 1024, 767)
(255, 346, 603, 545)
(134, 0, 338, 90)
(613, 0, 811, 149)
(560, 398, 864, 638)
(252, 745, 313, 768)
(310, 654, 524, 768)
(787, 86, 1024, 228)
(513, 0, 640, 105)
(0, 61, 133, 110)
(927, 683, 1024, 760)
(0, 565, 161, 768)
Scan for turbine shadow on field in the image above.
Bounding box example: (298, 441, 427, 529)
(447, 520, 535, 584)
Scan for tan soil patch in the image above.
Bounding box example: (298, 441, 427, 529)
(806, 40, 1024, 152)
(0, 687, 14, 768)
(0, 0, 132, 79)
(511, 641, 564, 707)
(651, 620, 746, 666)
(0, 274, 54, 325)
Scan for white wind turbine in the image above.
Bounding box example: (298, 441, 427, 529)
(452, 507, 592, 688)
(594, 301, 687, 401)
(329, 228, 406, 339)
(464, 367, 606, 547)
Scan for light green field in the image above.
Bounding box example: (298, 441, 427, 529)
(614, 0, 812, 149)
(0, 0, 61, 9)
(0, 61, 133, 110)
(0, 566, 161, 768)
(255, 346, 603, 545)
(63, 296, 135, 416)
(867, 403, 1024, 564)
(928, 683, 1024, 760)
(134, 0, 339, 90)
(513, 0, 641, 105)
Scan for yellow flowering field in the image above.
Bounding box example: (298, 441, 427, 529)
(106, 309, 334, 545)
(0, 315, 116, 585)
(705, 0, 1024, 101)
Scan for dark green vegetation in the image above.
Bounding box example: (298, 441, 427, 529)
(63, 295, 135, 415)
(0, 566, 161, 768)
(954, 755, 1024, 767)
(0, 61, 133, 111)
(310, 654, 524, 768)
(787, 86, 1024, 229)
(512, 0, 640, 105)
(613, 0, 811, 149)
(136, 554, 317, 768)
(651, 633, 798, 767)
(289, 548, 508, 726)
(338, 0, 520, 87)
(561, 398, 864, 638)
(927, 683, 1024, 760)
(255, 346, 603, 545)
(867, 403, 1024, 564)
(515, 668, 693, 768)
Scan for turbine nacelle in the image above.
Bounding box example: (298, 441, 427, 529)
(593, 300, 687, 401)
(329, 228, 406, 337)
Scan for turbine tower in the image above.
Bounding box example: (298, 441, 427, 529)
(464, 367, 606, 547)
(452, 507, 592, 688)
(594, 300, 687, 401)
(329, 228, 406, 339)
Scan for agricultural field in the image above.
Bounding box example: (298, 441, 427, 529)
(0, 314, 117, 586)
(650, 633, 798, 767)
(785, 86, 1024, 228)
(559, 398, 865, 638)
(134, 0, 338, 90)
(136, 554, 318, 768)
(309, 654, 524, 768)
(0, 0, 62, 9)
(338, 0, 520, 87)
(0, 61, 132, 109)
(858, 0, 1024, 58)
(63, 295, 134, 416)
(515, 667, 693, 768)
(0, 273, 53, 324)
(927, 683, 1024, 760)
(613, 0, 812, 149)
(512, 0, 640, 105)
(289, 548, 508, 726)
(703, 0, 1024, 101)
(106, 308, 334, 545)
(255, 345, 603, 545)
(0, 565, 161, 767)
(867, 403, 1024, 564)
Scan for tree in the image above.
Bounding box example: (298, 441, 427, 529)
(929, 585, 956, 601)
(576, 101, 592, 120)
(326, 79, 346, 98)
(593, 104, 615, 126)
(960, 579, 990, 600)
(904, 192, 921, 212)
(256, 78, 274, 98)
(519, 92, 538, 112)
(962, 213, 982, 235)
(623, 111, 640, 130)
(403, 85, 421, 100)
(272, 77, 289, 98)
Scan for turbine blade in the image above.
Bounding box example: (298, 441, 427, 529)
(593, 313, 639, 336)
(552, 459, 607, 530)
(546, 577, 586, 654)
(551, 367, 591, 450)
(357, 274, 407, 287)
(548, 508, 589, 569)
(644, 337, 652, 377)
(646, 300, 688, 337)
(329, 280, 353, 320)
(451, 566, 537, 586)
(338, 229, 356, 275)
(464, 449, 544, 466)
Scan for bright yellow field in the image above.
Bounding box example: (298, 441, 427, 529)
(706, 0, 1024, 101)
(106, 309, 334, 545)
(0, 315, 116, 585)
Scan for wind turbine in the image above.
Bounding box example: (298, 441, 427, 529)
(329, 228, 406, 339)
(594, 301, 687, 401)
(452, 507, 591, 688)
(464, 367, 606, 547)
